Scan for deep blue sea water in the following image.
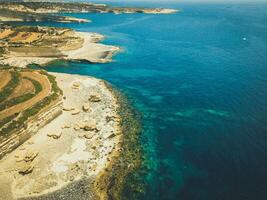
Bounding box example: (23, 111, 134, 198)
(23, 2, 267, 199)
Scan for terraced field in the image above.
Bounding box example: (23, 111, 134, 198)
(0, 25, 83, 65)
(0, 68, 62, 136)
(0, 71, 11, 91)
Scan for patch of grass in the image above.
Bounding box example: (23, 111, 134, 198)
(0, 77, 43, 111)
(0, 114, 17, 131)
(0, 71, 20, 103)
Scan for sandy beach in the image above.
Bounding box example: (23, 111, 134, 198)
(0, 73, 122, 200)
(64, 32, 120, 63)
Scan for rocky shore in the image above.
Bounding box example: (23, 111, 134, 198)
(0, 73, 123, 199)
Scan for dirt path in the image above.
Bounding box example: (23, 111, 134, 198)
(0, 71, 11, 92)
(0, 71, 51, 120)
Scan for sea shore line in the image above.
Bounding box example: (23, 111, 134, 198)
(0, 72, 141, 200)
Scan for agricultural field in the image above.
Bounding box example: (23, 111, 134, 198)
(0, 7, 89, 23)
(0, 25, 84, 66)
(0, 68, 62, 137)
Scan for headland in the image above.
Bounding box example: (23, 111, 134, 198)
(0, 25, 120, 68)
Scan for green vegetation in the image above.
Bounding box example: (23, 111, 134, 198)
(40, 70, 63, 95)
(0, 47, 5, 56)
(0, 114, 17, 131)
(0, 71, 20, 103)
(0, 69, 62, 136)
(0, 8, 74, 23)
(0, 77, 43, 111)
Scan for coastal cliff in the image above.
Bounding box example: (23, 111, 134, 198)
(0, 100, 62, 159)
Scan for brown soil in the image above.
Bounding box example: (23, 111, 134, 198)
(8, 46, 64, 57)
(0, 71, 51, 120)
(7, 78, 35, 100)
(0, 29, 14, 39)
(9, 32, 43, 44)
(0, 71, 11, 91)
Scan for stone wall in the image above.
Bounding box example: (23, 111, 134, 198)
(0, 99, 62, 159)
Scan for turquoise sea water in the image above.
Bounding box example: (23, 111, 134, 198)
(25, 2, 267, 199)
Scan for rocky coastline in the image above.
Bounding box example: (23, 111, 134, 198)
(0, 73, 129, 199)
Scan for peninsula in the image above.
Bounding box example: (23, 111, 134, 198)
(0, 1, 178, 16)
(0, 2, 177, 23)
(0, 25, 120, 68)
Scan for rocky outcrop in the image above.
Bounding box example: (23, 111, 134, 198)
(47, 131, 62, 139)
(88, 93, 101, 102)
(82, 103, 90, 112)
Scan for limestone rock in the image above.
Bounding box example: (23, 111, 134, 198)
(106, 115, 120, 123)
(84, 132, 93, 139)
(62, 123, 71, 129)
(72, 82, 80, 89)
(83, 121, 97, 131)
(78, 122, 85, 129)
(78, 133, 85, 138)
(24, 151, 38, 162)
(89, 93, 101, 102)
(105, 133, 116, 139)
(63, 106, 75, 111)
(18, 162, 34, 175)
(47, 132, 62, 139)
(82, 103, 91, 112)
(74, 124, 80, 131)
(16, 155, 25, 163)
(71, 109, 80, 115)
